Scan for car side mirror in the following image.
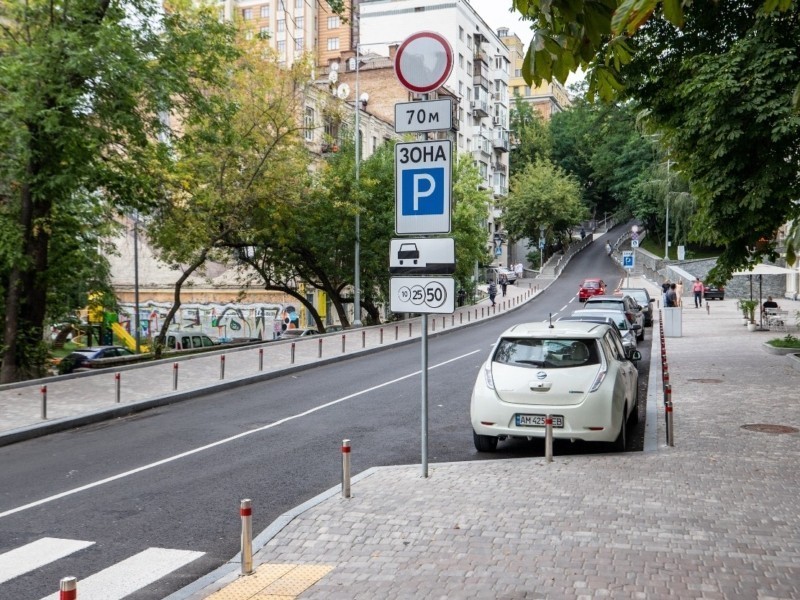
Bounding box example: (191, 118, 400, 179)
(631, 324, 642, 330)
(630, 350, 642, 362)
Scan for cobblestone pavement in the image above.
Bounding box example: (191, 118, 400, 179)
(172, 283, 800, 600)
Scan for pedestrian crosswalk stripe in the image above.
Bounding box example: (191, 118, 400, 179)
(0, 537, 94, 585)
(39, 547, 204, 600)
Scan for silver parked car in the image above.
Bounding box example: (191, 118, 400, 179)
(470, 321, 640, 453)
(583, 295, 645, 341)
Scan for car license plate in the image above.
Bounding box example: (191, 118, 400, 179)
(515, 414, 564, 428)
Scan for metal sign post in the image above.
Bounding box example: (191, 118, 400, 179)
(393, 32, 456, 479)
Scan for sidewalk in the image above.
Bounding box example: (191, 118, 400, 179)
(172, 283, 800, 600)
(0, 278, 551, 446)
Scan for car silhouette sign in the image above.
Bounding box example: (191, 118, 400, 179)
(389, 238, 455, 275)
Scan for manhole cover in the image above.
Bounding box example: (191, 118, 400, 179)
(741, 424, 799, 434)
(687, 378, 724, 383)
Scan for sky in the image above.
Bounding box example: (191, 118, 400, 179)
(468, 0, 533, 46)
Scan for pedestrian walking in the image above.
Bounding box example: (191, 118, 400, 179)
(605, 242, 612, 256)
(488, 281, 497, 306)
(692, 278, 704, 308)
(675, 280, 684, 307)
(580, 227, 586, 240)
(499, 274, 508, 297)
(666, 283, 677, 308)
(662, 280, 671, 307)
(514, 262, 523, 280)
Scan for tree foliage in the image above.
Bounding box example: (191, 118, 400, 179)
(508, 96, 551, 178)
(513, 0, 800, 280)
(502, 159, 588, 250)
(0, 0, 238, 381)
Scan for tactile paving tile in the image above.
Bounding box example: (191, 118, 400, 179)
(205, 563, 332, 600)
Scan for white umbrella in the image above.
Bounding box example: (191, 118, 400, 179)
(731, 263, 796, 328)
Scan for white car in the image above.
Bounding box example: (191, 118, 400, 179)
(470, 321, 640, 453)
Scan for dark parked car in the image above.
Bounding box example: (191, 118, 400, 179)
(617, 287, 655, 327)
(704, 285, 725, 300)
(57, 346, 135, 374)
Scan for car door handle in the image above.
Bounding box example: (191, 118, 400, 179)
(529, 381, 552, 391)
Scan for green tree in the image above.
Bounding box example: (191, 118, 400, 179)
(452, 155, 493, 296)
(145, 36, 312, 355)
(550, 96, 655, 220)
(511, 0, 800, 279)
(509, 96, 551, 178)
(502, 159, 588, 253)
(0, 0, 238, 381)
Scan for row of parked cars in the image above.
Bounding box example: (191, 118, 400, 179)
(470, 281, 655, 454)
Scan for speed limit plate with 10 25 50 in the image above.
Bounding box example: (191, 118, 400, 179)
(390, 277, 455, 314)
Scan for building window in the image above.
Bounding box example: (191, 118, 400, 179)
(295, 16, 303, 29)
(458, 133, 464, 147)
(458, 81, 463, 95)
(372, 136, 378, 153)
(259, 26, 271, 39)
(277, 40, 286, 54)
(459, 26, 464, 41)
(242, 8, 253, 19)
(327, 37, 339, 50)
(467, 35, 472, 49)
(458, 53, 463, 69)
(295, 37, 303, 51)
(304, 107, 314, 141)
(260, 4, 270, 18)
(467, 61, 472, 76)
(277, 19, 285, 32)
(327, 15, 339, 28)
(295, 0, 303, 9)
(515, 68, 521, 77)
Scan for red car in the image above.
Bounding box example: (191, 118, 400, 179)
(578, 278, 607, 302)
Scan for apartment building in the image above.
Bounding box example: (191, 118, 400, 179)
(218, 0, 317, 66)
(500, 28, 571, 119)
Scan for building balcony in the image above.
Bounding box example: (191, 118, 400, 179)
(471, 137, 492, 158)
(493, 184, 508, 197)
(473, 74, 490, 90)
(492, 130, 510, 153)
(470, 100, 490, 117)
(474, 49, 490, 66)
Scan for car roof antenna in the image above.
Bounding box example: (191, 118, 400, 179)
(548, 313, 554, 328)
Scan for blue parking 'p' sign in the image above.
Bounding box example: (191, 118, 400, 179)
(401, 167, 445, 216)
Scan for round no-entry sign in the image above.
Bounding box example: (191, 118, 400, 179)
(394, 31, 454, 94)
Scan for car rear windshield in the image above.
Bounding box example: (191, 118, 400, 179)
(582, 281, 600, 288)
(493, 338, 600, 368)
(585, 299, 623, 308)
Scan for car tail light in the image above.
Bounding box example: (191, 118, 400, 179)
(588, 356, 608, 393)
(484, 363, 496, 390)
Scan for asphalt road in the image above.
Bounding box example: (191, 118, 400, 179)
(0, 234, 651, 599)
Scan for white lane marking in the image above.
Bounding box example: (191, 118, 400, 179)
(39, 548, 204, 600)
(0, 350, 481, 520)
(560, 304, 569, 311)
(0, 537, 94, 584)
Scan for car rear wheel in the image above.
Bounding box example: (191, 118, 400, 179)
(473, 430, 498, 452)
(627, 402, 640, 426)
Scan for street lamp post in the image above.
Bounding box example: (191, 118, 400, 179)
(665, 159, 673, 260)
(353, 46, 362, 327)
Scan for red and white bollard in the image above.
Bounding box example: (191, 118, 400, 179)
(380, 328, 384, 344)
(318, 338, 323, 358)
(219, 355, 225, 380)
(290, 342, 296, 364)
(666, 400, 674, 447)
(59, 576, 77, 600)
(115, 372, 121, 403)
(341, 439, 351, 499)
(545, 415, 554, 463)
(258, 348, 264, 371)
(240, 499, 253, 575)
(173, 362, 179, 390)
(341, 334, 346, 353)
(361, 330, 366, 348)
(41, 385, 47, 419)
